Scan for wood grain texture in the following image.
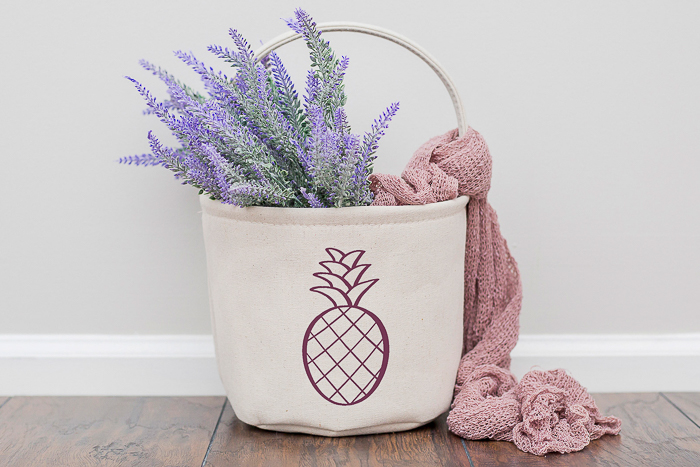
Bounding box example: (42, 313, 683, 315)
(204, 401, 471, 467)
(462, 392, 700, 466)
(0, 396, 225, 467)
(2, 394, 699, 466)
(664, 393, 700, 427)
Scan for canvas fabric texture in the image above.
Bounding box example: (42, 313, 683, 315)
(370, 127, 623, 455)
(200, 195, 468, 436)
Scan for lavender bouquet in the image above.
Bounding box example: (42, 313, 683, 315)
(122, 9, 399, 208)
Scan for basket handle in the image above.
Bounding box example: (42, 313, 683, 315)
(254, 22, 468, 137)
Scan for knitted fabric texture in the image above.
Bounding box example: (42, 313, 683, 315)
(369, 128, 622, 456)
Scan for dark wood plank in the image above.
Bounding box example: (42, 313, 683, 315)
(204, 401, 471, 466)
(664, 393, 700, 427)
(462, 392, 700, 466)
(0, 396, 225, 467)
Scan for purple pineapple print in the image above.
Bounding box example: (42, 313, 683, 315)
(302, 248, 390, 406)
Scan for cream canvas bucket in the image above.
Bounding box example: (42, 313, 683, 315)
(201, 22, 470, 437)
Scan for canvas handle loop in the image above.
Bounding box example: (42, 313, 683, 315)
(254, 22, 468, 137)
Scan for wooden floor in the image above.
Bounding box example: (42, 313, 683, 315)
(0, 393, 698, 466)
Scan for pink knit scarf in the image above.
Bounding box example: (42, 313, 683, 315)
(370, 128, 622, 456)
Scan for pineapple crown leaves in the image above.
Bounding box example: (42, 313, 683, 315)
(310, 248, 378, 308)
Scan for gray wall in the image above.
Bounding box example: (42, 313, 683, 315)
(1, 0, 698, 335)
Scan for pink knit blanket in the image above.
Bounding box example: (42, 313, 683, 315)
(370, 128, 622, 456)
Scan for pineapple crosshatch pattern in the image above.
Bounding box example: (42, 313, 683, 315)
(302, 248, 390, 406)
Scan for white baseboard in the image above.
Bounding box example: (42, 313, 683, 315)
(0, 334, 698, 395)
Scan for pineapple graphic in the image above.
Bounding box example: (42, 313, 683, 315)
(302, 248, 390, 406)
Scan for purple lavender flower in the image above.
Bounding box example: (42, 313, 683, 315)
(359, 101, 400, 171)
(199, 144, 233, 204)
(124, 9, 399, 208)
(299, 187, 324, 208)
(117, 153, 162, 166)
(268, 51, 308, 137)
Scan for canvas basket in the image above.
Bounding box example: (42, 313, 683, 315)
(201, 22, 470, 437)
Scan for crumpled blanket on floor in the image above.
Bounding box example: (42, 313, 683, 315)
(370, 128, 621, 455)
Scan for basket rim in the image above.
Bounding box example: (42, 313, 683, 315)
(199, 195, 469, 226)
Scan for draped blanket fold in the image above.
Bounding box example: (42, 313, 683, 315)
(370, 128, 622, 456)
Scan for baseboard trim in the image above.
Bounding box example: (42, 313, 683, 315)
(512, 333, 700, 357)
(1, 333, 698, 395)
(0, 334, 215, 358)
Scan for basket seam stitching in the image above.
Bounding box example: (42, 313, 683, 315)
(200, 213, 463, 226)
